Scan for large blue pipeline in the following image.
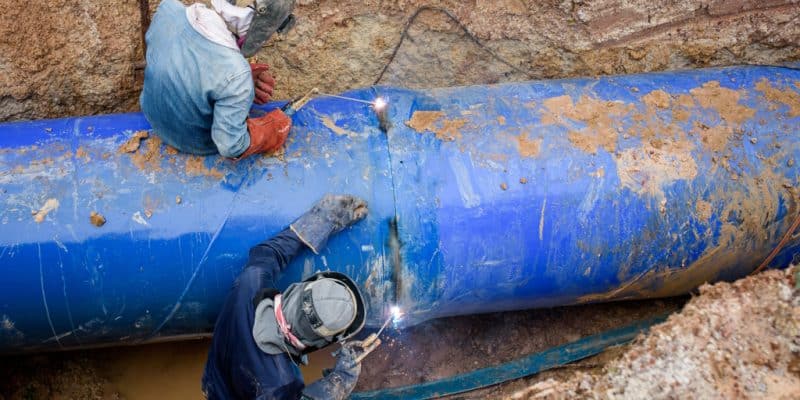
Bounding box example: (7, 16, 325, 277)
(0, 65, 798, 353)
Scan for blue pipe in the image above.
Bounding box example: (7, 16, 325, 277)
(0, 65, 798, 353)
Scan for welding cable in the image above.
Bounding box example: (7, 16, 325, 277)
(752, 207, 800, 275)
(349, 313, 671, 400)
(374, 6, 535, 84)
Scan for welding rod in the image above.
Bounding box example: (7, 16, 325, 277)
(318, 93, 376, 105)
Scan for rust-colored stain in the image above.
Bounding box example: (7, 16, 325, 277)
(519, 177, 528, 184)
(185, 156, 224, 179)
(497, 116, 506, 125)
(642, 90, 671, 109)
(405, 111, 466, 141)
(500, 182, 508, 191)
(89, 211, 106, 227)
(689, 81, 755, 124)
(33, 198, 59, 223)
(118, 130, 149, 153)
(755, 78, 800, 118)
(517, 135, 541, 158)
(164, 145, 179, 155)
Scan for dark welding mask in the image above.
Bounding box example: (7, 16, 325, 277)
(237, 0, 296, 57)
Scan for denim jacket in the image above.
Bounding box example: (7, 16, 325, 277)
(140, 0, 252, 158)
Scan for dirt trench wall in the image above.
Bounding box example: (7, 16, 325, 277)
(3, 0, 800, 122)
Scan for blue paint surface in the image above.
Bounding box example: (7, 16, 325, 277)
(0, 65, 798, 352)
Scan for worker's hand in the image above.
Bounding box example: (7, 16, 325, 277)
(301, 345, 361, 400)
(250, 63, 275, 105)
(238, 109, 291, 159)
(290, 194, 369, 254)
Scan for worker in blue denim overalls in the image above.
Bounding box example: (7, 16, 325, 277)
(140, 0, 296, 159)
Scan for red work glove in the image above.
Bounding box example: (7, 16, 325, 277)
(238, 109, 292, 159)
(250, 63, 275, 105)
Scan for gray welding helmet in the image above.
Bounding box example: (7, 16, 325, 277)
(232, 0, 296, 58)
(253, 271, 366, 356)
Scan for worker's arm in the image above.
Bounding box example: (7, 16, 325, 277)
(302, 345, 361, 400)
(237, 194, 368, 295)
(236, 228, 306, 295)
(210, 66, 291, 159)
(209, 68, 253, 158)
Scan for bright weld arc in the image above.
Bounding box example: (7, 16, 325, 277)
(372, 97, 387, 111)
(391, 305, 403, 326)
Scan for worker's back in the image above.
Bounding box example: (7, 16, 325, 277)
(140, 0, 252, 157)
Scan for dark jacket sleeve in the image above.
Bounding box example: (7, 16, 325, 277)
(235, 228, 308, 297)
(202, 228, 309, 400)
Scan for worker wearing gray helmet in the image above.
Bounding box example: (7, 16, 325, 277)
(140, 0, 296, 159)
(203, 194, 369, 399)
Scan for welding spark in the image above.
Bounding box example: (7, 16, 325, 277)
(390, 305, 403, 325)
(372, 97, 387, 111)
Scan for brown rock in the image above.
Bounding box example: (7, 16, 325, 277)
(89, 211, 106, 227)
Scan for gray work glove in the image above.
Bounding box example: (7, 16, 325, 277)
(301, 345, 362, 400)
(290, 194, 368, 254)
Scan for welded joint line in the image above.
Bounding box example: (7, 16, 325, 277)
(370, 86, 403, 309)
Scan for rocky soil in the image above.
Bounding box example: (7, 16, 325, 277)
(3, 0, 800, 122)
(507, 266, 800, 400)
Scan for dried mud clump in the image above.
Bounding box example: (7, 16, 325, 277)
(517, 135, 542, 158)
(755, 79, 800, 118)
(511, 266, 800, 399)
(405, 111, 466, 141)
(89, 211, 106, 227)
(185, 156, 225, 179)
(541, 95, 632, 155)
(689, 81, 755, 124)
(130, 135, 164, 171)
(118, 131, 149, 154)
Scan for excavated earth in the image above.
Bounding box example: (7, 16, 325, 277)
(507, 266, 800, 400)
(3, 0, 800, 121)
